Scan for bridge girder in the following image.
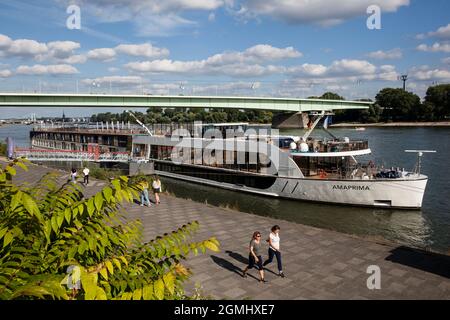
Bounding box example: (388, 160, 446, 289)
(0, 93, 371, 112)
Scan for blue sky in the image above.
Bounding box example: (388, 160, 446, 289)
(0, 0, 449, 118)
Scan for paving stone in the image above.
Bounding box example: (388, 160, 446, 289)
(7, 161, 450, 300)
(388, 268, 408, 277)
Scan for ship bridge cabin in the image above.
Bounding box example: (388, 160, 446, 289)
(288, 137, 371, 179)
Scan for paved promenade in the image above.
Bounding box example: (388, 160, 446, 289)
(7, 162, 450, 299)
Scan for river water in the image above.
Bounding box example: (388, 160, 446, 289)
(1, 124, 449, 253)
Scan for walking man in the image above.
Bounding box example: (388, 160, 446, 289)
(83, 167, 90, 185)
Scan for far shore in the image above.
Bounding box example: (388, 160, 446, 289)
(330, 121, 450, 128)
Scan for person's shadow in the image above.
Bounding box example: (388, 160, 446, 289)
(224, 250, 279, 276)
(210, 253, 260, 281)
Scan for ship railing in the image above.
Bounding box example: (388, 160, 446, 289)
(344, 163, 411, 180)
(14, 148, 130, 163)
(32, 127, 148, 135)
(305, 140, 369, 153)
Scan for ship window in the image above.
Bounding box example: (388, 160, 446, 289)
(155, 162, 276, 189)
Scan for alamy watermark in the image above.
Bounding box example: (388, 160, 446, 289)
(366, 265, 381, 290)
(63, 265, 81, 290)
(66, 4, 81, 30)
(167, 122, 283, 174)
(367, 5, 381, 30)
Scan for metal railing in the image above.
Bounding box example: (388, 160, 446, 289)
(14, 148, 130, 163)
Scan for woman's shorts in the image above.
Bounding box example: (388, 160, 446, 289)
(248, 254, 263, 270)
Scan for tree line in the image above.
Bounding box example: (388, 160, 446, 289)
(90, 107, 273, 125)
(320, 84, 450, 123)
(90, 84, 450, 125)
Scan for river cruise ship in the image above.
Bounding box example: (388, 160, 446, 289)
(132, 117, 431, 209)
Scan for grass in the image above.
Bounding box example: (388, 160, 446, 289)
(87, 166, 122, 180)
(0, 142, 6, 157)
(82, 163, 159, 190)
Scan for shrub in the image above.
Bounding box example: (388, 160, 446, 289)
(0, 159, 219, 300)
(0, 142, 6, 157)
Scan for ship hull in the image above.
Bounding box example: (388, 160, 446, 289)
(155, 165, 427, 209)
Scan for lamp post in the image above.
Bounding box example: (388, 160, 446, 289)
(400, 75, 408, 91)
(91, 81, 100, 94)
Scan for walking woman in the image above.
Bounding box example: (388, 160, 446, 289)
(140, 179, 151, 207)
(263, 225, 285, 278)
(242, 231, 267, 283)
(152, 175, 162, 204)
(70, 168, 77, 184)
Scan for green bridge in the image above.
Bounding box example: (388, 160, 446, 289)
(0, 93, 370, 112)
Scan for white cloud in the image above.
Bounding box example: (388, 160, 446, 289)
(87, 48, 117, 61)
(204, 45, 300, 66)
(0, 34, 86, 65)
(377, 65, 398, 81)
(410, 66, 450, 81)
(0, 34, 13, 49)
(366, 48, 402, 60)
(47, 41, 80, 58)
(0, 34, 48, 58)
(38, 41, 86, 64)
(442, 57, 450, 65)
(287, 59, 397, 84)
(124, 44, 301, 77)
(108, 67, 120, 72)
(58, 0, 225, 36)
(70, 0, 225, 14)
(59, 54, 87, 64)
(324, 84, 349, 92)
(232, 0, 409, 26)
(16, 64, 79, 75)
(243, 44, 301, 60)
(417, 42, 450, 53)
(0, 69, 12, 78)
(208, 12, 216, 22)
(327, 59, 376, 75)
(8, 39, 48, 57)
(124, 51, 398, 83)
(288, 63, 327, 76)
(417, 23, 450, 40)
(115, 43, 170, 59)
(126, 59, 204, 74)
(126, 59, 285, 77)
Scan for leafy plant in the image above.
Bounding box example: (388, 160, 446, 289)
(0, 159, 219, 300)
(0, 142, 6, 157)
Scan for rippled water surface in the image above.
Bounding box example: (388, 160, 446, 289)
(1, 125, 449, 252)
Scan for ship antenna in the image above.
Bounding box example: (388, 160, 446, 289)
(404, 150, 436, 175)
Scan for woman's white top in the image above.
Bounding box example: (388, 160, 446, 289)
(270, 232, 280, 250)
(152, 180, 161, 189)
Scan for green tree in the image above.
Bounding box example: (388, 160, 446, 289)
(0, 159, 219, 300)
(320, 92, 345, 101)
(424, 84, 450, 120)
(147, 106, 163, 114)
(376, 88, 421, 121)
